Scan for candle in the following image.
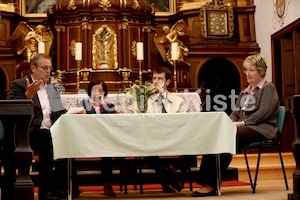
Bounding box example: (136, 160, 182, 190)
(171, 42, 178, 61)
(38, 42, 45, 54)
(136, 42, 144, 61)
(75, 42, 82, 61)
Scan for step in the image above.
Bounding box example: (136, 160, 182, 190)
(196, 152, 296, 181)
(229, 153, 295, 181)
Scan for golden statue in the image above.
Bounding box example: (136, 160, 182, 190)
(154, 19, 194, 66)
(9, 22, 54, 62)
(92, 25, 118, 70)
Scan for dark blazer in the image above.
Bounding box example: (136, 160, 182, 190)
(9, 77, 67, 129)
(79, 99, 115, 114)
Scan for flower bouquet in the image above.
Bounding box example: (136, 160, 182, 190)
(124, 80, 163, 113)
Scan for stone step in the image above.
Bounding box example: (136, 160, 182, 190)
(197, 152, 296, 182)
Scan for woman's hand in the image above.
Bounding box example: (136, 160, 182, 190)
(233, 121, 244, 128)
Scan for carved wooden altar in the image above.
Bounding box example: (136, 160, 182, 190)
(47, 0, 156, 93)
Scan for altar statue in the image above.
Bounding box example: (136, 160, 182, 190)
(154, 19, 194, 66)
(9, 22, 54, 62)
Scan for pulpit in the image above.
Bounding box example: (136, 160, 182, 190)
(284, 95, 300, 200)
(0, 100, 34, 200)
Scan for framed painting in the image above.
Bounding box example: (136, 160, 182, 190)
(206, 10, 228, 36)
(21, 0, 57, 17)
(146, 0, 176, 16)
(199, 0, 234, 39)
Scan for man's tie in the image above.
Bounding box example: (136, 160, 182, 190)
(162, 102, 167, 113)
(160, 95, 167, 113)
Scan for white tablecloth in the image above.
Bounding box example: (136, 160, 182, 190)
(50, 112, 236, 159)
(60, 92, 202, 113)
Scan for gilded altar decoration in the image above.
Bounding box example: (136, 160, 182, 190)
(122, 71, 131, 81)
(131, 40, 138, 58)
(9, 22, 54, 62)
(92, 25, 118, 69)
(199, 0, 234, 39)
(70, 40, 77, 57)
(99, 0, 111, 11)
(154, 19, 194, 66)
(67, 0, 76, 10)
(132, 0, 141, 10)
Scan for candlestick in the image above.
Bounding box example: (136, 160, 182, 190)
(76, 60, 81, 91)
(138, 60, 142, 83)
(75, 42, 82, 61)
(38, 42, 45, 54)
(173, 61, 177, 92)
(171, 42, 178, 61)
(136, 42, 144, 61)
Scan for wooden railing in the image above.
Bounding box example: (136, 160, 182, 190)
(0, 100, 34, 200)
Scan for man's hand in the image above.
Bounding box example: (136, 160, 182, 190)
(25, 78, 44, 99)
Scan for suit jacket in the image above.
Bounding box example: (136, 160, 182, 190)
(147, 91, 186, 113)
(9, 77, 66, 130)
(78, 99, 115, 114)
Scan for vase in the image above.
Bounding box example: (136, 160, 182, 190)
(136, 96, 148, 113)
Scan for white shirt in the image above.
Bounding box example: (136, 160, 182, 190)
(33, 77, 52, 129)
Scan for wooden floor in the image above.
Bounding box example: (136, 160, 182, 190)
(33, 179, 293, 200)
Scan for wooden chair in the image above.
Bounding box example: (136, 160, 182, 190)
(243, 106, 289, 193)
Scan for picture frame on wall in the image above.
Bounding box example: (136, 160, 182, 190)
(199, 0, 234, 39)
(21, 0, 57, 17)
(146, 0, 176, 16)
(206, 10, 228, 36)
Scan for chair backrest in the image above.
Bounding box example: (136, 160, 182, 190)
(277, 106, 286, 135)
(0, 120, 4, 140)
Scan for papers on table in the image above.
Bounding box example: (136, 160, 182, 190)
(66, 107, 84, 114)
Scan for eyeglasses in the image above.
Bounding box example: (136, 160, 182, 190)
(243, 69, 256, 74)
(38, 65, 53, 71)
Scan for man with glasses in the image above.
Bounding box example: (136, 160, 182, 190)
(9, 53, 84, 200)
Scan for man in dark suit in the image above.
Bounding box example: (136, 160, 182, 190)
(9, 53, 83, 200)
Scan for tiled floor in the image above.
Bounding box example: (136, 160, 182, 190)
(34, 179, 293, 200)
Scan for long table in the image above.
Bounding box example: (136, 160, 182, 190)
(50, 112, 236, 199)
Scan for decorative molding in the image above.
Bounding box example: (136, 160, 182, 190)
(142, 25, 155, 32)
(48, 4, 54, 14)
(55, 25, 66, 32)
(131, 40, 137, 58)
(82, 20, 92, 30)
(118, 22, 129, 30)
(273, 0, 291, 28)
(67, 0, 76, 10)
(132, 0, 141, 10)
(99, 0, 111, 11)
(122, 71, 131, 81)
(70, 40, 76, 57)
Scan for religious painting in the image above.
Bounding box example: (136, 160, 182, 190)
(22, 0, 57, 17)
(146, 0, 176, 16)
